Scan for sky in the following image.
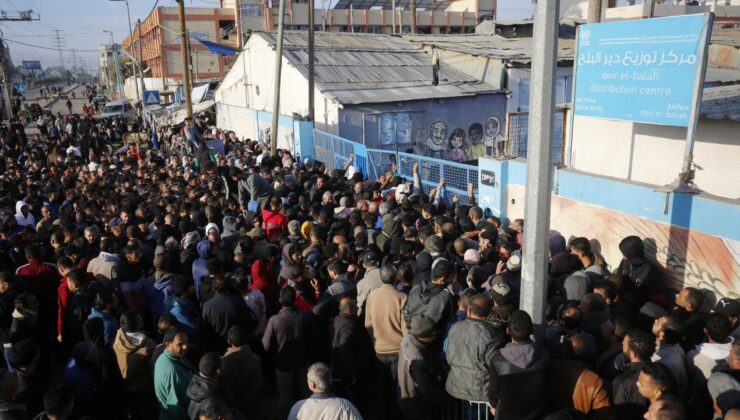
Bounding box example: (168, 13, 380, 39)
(1, 0, 533, 72)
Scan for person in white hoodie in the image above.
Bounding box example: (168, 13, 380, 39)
(688, 312, 735, 381)
(14, 201, 35, 228)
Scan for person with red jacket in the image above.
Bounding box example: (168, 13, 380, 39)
(261, 196, 288, 242)
(251, 246, 281, 316)
(56, 257, 76, 344)
(15, 244, 59, 339)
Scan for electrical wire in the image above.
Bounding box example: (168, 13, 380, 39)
(3, 38, 100, 52)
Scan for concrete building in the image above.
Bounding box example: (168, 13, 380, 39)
(120, 6, 236, 96)
(98, 44, 122, 95)
(215, 31, 506, 158)
(222, 0, 495, 39)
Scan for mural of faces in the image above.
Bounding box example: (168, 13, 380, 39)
(431, 121, 447, 145)
(485, 116, 501, 139)
(469, 122, 483, 145)
(449, 128, 465, 149)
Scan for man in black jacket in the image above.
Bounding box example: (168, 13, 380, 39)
(201, 276, 253, 353)
(488, 310, 550, 420)
(262, 287, 321, 417)
(404, 259, 456, 339)
(613, 328, 656, 418)
(330, 297, 374, 403)
(221, 326, 262, 417)
(186, 352, 234, 419)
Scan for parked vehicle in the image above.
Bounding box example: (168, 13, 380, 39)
(94, 99, 137, 122)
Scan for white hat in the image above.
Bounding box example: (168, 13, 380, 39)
(506, 254, 522, 271)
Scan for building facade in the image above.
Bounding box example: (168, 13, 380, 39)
(97, 44, 121, 93)
(222, 0, 496, 39)
(121, 6, 236, 94)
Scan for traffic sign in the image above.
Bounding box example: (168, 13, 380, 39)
(143, 90, 160, 106)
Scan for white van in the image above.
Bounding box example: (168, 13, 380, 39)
(95, 99, 137, 122)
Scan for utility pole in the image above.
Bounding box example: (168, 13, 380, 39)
(176, 0, 193, 118)
(137, 19, 146, 106)
(52, 30, 65, 68)
(410, 0, 417, 34)
(270, 0, 286, 157)
(392, 0, 397, 34)
(587, 0, 602, 23)
(520, 0, 559, 324)
(308, 0, 315, 121)
(104, 30, 124, 100)
(0, 42, 15, 121)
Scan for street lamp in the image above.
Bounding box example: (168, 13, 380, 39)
(103, 30, 124, 100)
(109, 0, 141, 108)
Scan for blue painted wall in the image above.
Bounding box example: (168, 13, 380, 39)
(478, 157, 740, 242)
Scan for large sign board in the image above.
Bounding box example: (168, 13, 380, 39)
(21, 61, 41, 70)
(573, 14, 711, 127)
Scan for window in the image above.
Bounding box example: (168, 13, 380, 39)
(103, 105, 123, 113)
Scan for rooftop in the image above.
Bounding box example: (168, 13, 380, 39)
(254, 31, 501, 106)
(401, 34, 576, 64)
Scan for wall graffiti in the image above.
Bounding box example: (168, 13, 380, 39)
(413, 116, 505, 161)
(504, 184, 740, 300)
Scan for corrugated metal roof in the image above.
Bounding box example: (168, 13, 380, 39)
(255, 31, 501, 105)
(701, 84, 740, 122)
(401, 34, 576, 64)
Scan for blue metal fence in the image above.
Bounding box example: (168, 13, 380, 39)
(313, 129, 479, 205)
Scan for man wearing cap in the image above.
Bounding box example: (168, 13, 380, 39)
(108, 217, 127, 250)
(445, 294, 503, 410)
(356, 252, 382, 317)
(398, 314, 449, 419)
(715, 298, 740, 342)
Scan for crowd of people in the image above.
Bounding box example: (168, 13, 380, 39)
(0, 96, 737, 420)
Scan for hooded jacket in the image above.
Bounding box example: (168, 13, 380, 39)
(251, 258, 279, 316)
(191, 240, 212, 302)
(145, 271, 178, 324)
(278, 244, 302, 283)
(376, 220, 400, 254)
(445, 318, 504, 402)
(488, 342, 550, 420)
(404, 281, 456, 331)
(186, 374, 232, 420)
(688, 339, 735, 381)
(616, 236, 664, 304)
(15, 200, 35, 227)
(261, 208, 287, 241)
(113, 329, 156, 392)
(87, 252, 120, 292)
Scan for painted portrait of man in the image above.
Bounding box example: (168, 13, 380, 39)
(426, 120, 447, 158)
